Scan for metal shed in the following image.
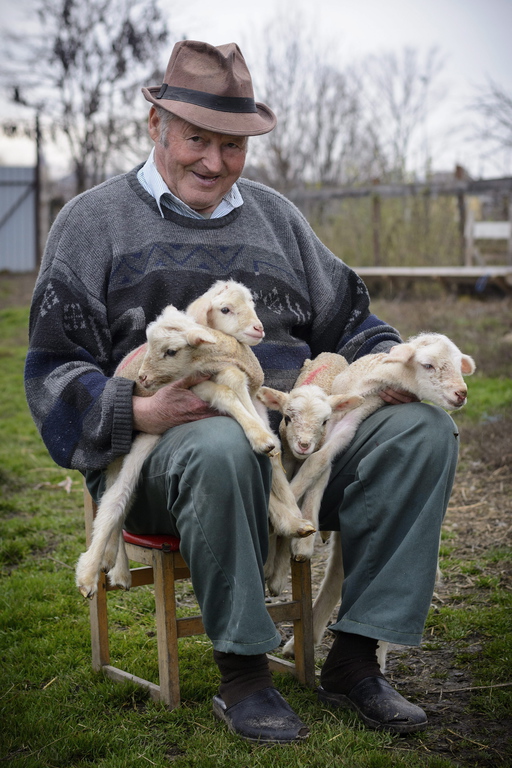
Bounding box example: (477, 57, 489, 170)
(0, 166, 37, 273)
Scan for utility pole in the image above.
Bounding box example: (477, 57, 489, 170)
(35, 112, 42, 267)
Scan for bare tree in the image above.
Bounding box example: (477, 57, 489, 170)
(470, 78, 512, 159)
(361, 46, 446, 181)
(247, 16, 376, 191)
(1, 0, 171, 193)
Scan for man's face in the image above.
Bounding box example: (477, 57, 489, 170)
(149, 108, 247, 215)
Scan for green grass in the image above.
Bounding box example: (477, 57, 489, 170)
(1, 305, 511, 767)
(451, 376, 512, 423)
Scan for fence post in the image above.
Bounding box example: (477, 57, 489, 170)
(457, 192, 467, 266)
(371, 179, 381, 267)
(464, 205, 474, 267)
(508, 196, 512, 266)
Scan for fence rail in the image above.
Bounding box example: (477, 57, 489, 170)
(288, 175, 512, 275)
(355, 265, 512, 294)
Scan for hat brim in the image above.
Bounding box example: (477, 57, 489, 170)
(142, 86, 276, 136)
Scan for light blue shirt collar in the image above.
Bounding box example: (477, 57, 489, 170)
(137, 148, 243, 219)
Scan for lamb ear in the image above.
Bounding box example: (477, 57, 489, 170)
(461, 354, 476, 375)
(329, 394, 364, 412)
(385, 343, 416, 363)
(186, 328, 216, 346)
(257, 386, 289, 411)
(186, 295, 210, 326)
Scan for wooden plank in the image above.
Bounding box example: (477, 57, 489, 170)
(473, 222, 511, 239)
(176, 616, 205, 638)
(290, 559, 316, 687)
(266, 600, 301, 623)
(356, 266, 512, 289)
(267, 654, 300, 678)
(356, 266, 512, 277)
(288, 176, 512, 204)
(153, 550, 181, 708)
(102, 665, 161, 702)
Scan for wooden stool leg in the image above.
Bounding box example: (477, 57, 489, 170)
(290, 558, 316, 688)
(84, 484, 111, 671)
(153, 549, 181, 709)
(90, 573, 110, 670)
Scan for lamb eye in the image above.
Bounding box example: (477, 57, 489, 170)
(220, 307, 231, 314)
(165, 349, 178, 357)
(422, 363, 434, 370)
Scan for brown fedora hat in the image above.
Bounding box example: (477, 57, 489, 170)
(142, 40, 276, 136)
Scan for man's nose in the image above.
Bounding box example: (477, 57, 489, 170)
(201, 143, 223, 173)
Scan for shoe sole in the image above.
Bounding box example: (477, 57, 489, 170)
(317, 687, 428, 734)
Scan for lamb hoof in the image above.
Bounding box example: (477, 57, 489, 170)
(107, 573, 132, 591)
(296, 523, 316, 538)
(292, 553, 309, 562)
(282, 639, 295, 659)
(78, 585, 94, 599)
(267, 577, 287, 597)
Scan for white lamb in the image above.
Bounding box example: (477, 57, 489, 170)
(258, 353, 363, 595)
(279, 333, 475, 660)
(75, 281, 314, 598)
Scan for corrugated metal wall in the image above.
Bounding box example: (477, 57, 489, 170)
(0, 166, 36, 272)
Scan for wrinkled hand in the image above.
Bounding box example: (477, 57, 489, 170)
(378, 387, 420, 406)
(132, 374, 217, 434)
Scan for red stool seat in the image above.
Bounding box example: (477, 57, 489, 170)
(123, 530, 181, 551)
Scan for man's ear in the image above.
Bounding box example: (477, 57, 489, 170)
(148, 106, 160, 142)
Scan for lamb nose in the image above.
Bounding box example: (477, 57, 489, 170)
(139, 374, 147, 383)
(455, 389, 467, 401)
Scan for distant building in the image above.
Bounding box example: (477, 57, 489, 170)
(0, 166, 37, 273)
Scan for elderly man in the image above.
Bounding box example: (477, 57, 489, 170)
(25, 40, 458, 743)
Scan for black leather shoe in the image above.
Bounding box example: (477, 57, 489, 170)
(318, 677, 427, 734)
(213, 686, 310, 743)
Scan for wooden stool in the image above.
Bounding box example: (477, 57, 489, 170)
(84, 488, 316, 709)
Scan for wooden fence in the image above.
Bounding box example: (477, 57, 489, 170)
(288, 176, 512, 293)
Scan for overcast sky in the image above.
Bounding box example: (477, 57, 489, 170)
(1, 0, 511, 176)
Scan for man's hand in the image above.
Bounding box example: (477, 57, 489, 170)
(132, 374, 217, 434)
(378, 387, 420, 406)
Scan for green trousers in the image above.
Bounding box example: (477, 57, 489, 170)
(86, 403, 459, 654)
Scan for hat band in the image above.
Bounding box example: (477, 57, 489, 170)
(156, 84, 258, 114)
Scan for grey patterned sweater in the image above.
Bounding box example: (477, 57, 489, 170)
(24, 167, 402, 471)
